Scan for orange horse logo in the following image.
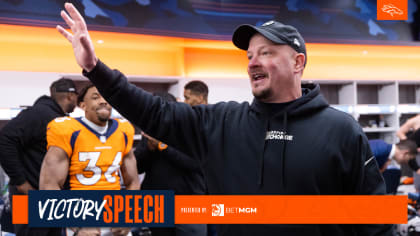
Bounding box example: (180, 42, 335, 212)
(381, 4, 404, 17)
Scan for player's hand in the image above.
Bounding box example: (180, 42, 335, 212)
(57, 3, 97, 72)
(111, 227, 131, 236)
(141, 132, 160, 151)
(16, 181, 35, 194)
(75, 227, 101, 236)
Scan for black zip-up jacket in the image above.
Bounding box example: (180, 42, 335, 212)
(134, 137, 205, 194)
(85, 60, 392, 236)
(0, 96, 66, 189)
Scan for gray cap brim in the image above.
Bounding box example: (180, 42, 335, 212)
(232, 24, 288, 50)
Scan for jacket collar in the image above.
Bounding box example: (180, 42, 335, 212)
(250, 83, 324, 117)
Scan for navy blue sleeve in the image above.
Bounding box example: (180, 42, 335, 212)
(368, 139, 392, 169)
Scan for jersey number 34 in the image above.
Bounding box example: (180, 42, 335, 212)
(76, 151, 122, 185)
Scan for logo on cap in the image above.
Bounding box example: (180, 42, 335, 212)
(262, 20, 274, 27)
(293, 38, 301, 47)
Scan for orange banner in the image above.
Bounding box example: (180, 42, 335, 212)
(377, 0, 408, 20)
(175, 195, 407, 224)
(13, 195, 407, 224)
(12, 195, 28, 224)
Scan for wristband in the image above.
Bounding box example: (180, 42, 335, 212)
(157, 142, 168, 151)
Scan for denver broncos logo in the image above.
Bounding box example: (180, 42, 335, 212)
(381, 4, 404, 17)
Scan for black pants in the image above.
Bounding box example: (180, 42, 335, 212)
(9, 185, 62, 236)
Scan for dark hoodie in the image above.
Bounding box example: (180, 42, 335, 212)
(0, 96, 66, 189)
(85, 60, 392, 236)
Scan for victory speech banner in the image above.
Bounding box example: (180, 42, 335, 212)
(13, 191, 408, 226)
(16, 191, 174, 227)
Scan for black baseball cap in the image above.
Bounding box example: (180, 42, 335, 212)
(232, 20, 307, 65)
(50, 78, 78, 94)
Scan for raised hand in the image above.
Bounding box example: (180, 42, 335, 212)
(57, 3, 98, 72)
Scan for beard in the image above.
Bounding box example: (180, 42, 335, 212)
(98, 114, 109, 123)
(66, 103, 76, 114)
(253, 87, 272, 101)
(97, 111, 110, 123)
(96, 107, 111, 122)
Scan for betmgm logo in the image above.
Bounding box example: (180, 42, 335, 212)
(212, 204, 224, 216)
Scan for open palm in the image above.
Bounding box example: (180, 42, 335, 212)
(57, 3, 97, 71)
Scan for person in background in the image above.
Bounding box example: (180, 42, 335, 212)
(184, 80, 208, 106)
(39, 83, 139, 236)
(182, 81, 217, 236)
(369, 139, 418, 194)
(134, 91, 206, 236)
(0, 78, 77, 236)
(406, 129, 420, 174)
(397, 115, 420, 140)
(57, 3, 391, 235)
(369, 139, 417, 172)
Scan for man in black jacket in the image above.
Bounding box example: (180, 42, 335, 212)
(57, 3, 392, 235)
(0, 78, 77, 236)
(135, 92, 206, 236)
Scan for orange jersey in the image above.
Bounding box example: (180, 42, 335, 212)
(47, 117, 134, 190)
